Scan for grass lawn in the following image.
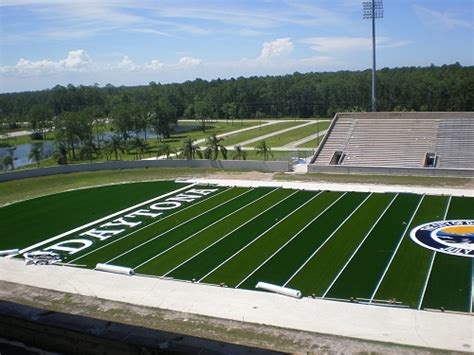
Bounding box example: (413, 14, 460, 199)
(223, 121, 307, 147)
(249, 121, 331, 148)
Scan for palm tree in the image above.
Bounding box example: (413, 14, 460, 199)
(204, 134, 227, 160)
(53, 141, 68, 165)
(157, 143, 175, 159)
(178, 138, 202, 160)
(28, 144, 42, 168)
(2, 154, 14, 170)
(105, 135, 124, 160)
(232, 145, 247, 160)
(255, 141, 273, 161)
(129, 136, 148, 160)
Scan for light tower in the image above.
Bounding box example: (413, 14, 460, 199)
(363, 0, 383, 112)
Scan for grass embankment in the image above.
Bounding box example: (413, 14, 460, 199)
(0, 181, 182, 250)
(223, 121, 305, 146)
(250, 121, 331, 148)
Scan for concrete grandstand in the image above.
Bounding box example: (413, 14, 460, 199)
(310, 112, 474, 173)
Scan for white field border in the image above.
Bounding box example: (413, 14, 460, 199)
(417, 196, 452, 310)
(68, 187, 234, 264)
(104, 188, 256, 265)
(162, 189, 301, 277)
(235, 192, 348, 289)
(322, 193, 399, 298)
(198, 191, 323, 283)
(283, 192, 373, 287)
(369, 194, 426, 304)
(18, 183, 196, 255)
(133, 188, 280, 270)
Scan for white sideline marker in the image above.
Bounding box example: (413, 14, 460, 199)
(19, 183, 196, 255)
(256, 282, 302, 299)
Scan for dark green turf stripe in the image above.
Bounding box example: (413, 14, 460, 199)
(238, 192, 369, 291)
(68, 186, 240, 266)
(136, 188, 295, 276)
(421, 196, 474, 312)
(287, 193, 394, 296)
(0, 181, 183, 250)
(325, 193, 421, 300)
(97, 187, 271, 268)
(373, 195, 448, 308)
(168, 190, 316, 281)
(202, 191, 343, 287)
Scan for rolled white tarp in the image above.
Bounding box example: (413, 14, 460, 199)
(95, 263, 135, 276)
(255, 281, 302, 299)
(0, 249, 19, 257)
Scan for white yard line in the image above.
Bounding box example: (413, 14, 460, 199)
(322, 193, 399, 298)
(68, 187, 232, 264)
(369, 195, 426, 304)
(18, 183, 196, 255)
(417, 196, 452, 310)
(133, 188, 279, 270)
(162, 190, 300, 277)
(105, 188, 255, 265)
(198, 191, 323, 282)
(235, 192, 348, 289)
(235, 121, 315, 147)
(283, 193, 373, 287)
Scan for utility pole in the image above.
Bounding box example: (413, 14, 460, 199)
(363, 1, 383, 112)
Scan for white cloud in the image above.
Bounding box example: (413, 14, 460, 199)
(129, 28, 176, 38)
(177, 56, 202, 67)
(259, 38, 294, 61)
(302, 36, 411, 52)
(414, 5, 473, 30)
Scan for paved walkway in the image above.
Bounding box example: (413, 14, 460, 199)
(281, 129, 328, 149)
(0, 258, 471, 352)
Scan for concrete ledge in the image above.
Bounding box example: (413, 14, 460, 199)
(307, 165, 474, 178)
(0, 258, 472, 352)
(0, 160, 290, 182)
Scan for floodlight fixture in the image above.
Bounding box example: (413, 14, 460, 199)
(363, 0, 383, 112)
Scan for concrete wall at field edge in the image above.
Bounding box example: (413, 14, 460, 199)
(307, 165, 474, 178)
(0, 160, 290, 182)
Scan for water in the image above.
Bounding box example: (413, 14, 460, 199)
(0, 141, 55, 169)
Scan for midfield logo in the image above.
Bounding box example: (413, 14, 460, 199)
(410, 220, 474, 258)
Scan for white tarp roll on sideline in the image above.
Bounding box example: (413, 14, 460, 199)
(95, 263, 135, 276)
(256, 281, 302, 298)
(0, 249, 19, 257)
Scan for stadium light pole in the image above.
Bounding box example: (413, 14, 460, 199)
(363, 0, 383, 112)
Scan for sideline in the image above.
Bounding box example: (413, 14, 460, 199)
(0, 258, 471, 352)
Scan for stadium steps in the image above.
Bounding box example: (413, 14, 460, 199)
(436, 118, 474, 169)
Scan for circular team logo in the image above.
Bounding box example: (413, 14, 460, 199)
(410, 220, 474, 258)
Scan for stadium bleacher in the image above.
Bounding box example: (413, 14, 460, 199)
(311, 112, 474, 170)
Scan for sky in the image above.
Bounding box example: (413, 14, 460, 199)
(0, 0, 473, 93)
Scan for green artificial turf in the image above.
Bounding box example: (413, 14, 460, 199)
(202, 191, 343, 287)
(169, 190, 316, 281)
(0, 181, 183, 251)
(325, 193, 421, 300)
(421, 196, 474, 312)
(105, 187, 270, 268)
(238, 192, 369, 290)
(287, 193, 394, 296)
(67, 186, 241, 266)
(137, 188, 293, 275)
(374, 195, 449, 308)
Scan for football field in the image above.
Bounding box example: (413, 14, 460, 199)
(1, 181, 473, 313)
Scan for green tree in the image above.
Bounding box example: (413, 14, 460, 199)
(232, 145, 247, 160)
(156, 143, 175, 159)
(255, 141, 273, 161)
(53, 141, 68, 165)
(28, 144, 42, 168)
(128, 136, 148, 160)
(178, 138, 202, 160)
(104, 135, 125, 160)
(2, 154, 14, 170)
(29, 104, 53, 139)
(151, 99, 177, 140)
(204, 134, 227, 160)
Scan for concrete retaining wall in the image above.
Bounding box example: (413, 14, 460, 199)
(307, 164, 474, 178)
(0, 160, 290, 182)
